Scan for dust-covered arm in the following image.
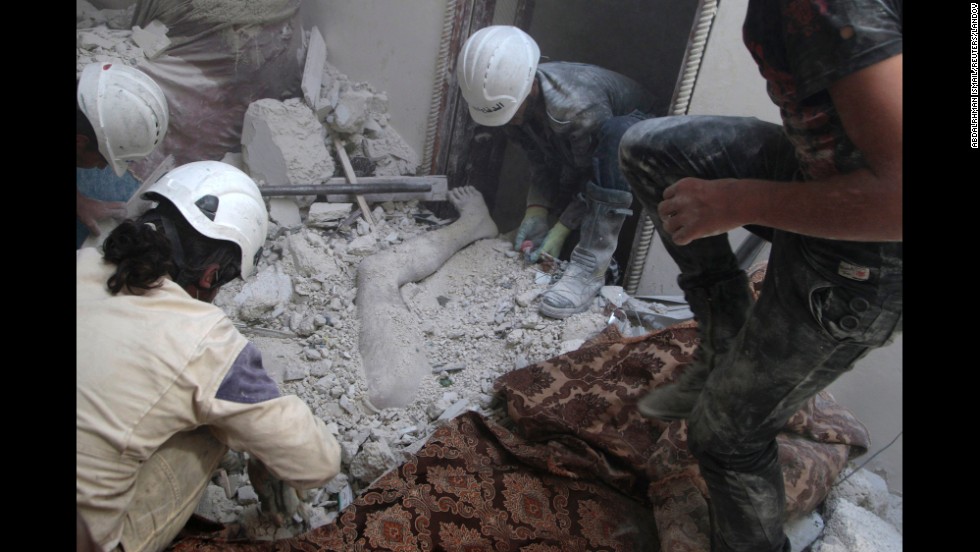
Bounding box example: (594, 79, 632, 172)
(204, 341, 342, 490)
(658, 54, 902, 245)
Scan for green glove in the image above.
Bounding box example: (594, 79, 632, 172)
(529, 222, 571, 262)
(513, 206, 550, 252)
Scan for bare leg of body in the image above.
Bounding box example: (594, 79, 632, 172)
(356, 186, 499, 409)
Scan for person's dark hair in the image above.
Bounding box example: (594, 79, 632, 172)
(102, 197, 243, 295)
(76, 80, 98, 152)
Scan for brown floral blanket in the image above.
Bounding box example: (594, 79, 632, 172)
(169, 266, 871, 551)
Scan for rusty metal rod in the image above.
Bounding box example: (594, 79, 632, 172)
(260, 182, 431, 197)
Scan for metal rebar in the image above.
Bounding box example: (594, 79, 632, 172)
(259, 182, 431, 197)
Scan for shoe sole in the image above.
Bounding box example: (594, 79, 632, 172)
(636, 401, 690, 421)
(635, 389, 696, 421)
(538, 300, 591, 319)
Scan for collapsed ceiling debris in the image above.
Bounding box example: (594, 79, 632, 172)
(76, 2, 902, 550)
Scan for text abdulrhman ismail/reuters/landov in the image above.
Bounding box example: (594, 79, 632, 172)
(973, 3, 979, 148)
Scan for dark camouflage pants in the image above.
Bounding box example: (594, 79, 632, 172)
(619, 115, 903, 552)
(557, 111, 652, 230)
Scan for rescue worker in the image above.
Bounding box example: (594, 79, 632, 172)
(77, 61, 169, 247)
(76, 160, 342, 552)
(620, 0, 902, 549)
(456, 25, 656, 319)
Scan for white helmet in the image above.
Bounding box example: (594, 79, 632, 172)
(77, 62, 169, 177)
(457, 25, 540, 127)
(143, 161, 269, 279)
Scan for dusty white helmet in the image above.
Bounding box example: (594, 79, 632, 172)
(143, 161, 268, 279)
(457, 25, 540, 127)
(77, 62, 169, 177)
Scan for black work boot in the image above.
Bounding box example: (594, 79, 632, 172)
(637, 272, 753, 420)
(539, 182, 633, 319)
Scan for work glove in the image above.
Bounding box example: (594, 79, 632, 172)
(513, 206, 551, 253)
(528, 222, 571, 263)
(246, 456, 310, 528)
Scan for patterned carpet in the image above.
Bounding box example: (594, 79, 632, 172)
(169, 264, 870, 551)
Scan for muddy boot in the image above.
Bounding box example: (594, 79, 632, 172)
(637, 272, 754, 420)
(539, 182, 633, 319)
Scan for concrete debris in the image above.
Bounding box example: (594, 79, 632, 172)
(242, 98, 336, 208)
(301, 26, 327, 109)
(308, 203, 354, 228)
(786, 510, 825, 552)
(432, 362, 465, 374)
(131, 20, 170, 59)
(268, 198, 303, 228)
(600, 285, 629, 307)
(194, 485, 242, 524)
(813, 495, 902, 552)
(348, 440, 400, 485)
(76, 1, 150, 74)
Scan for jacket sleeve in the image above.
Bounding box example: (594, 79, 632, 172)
(198, 338, 342, 490)
(505, 126, 561, 210)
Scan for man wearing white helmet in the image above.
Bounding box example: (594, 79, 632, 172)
(76, 161, 342, 552)
(457, 25, 656, 319)
(76, 62, 169, 248)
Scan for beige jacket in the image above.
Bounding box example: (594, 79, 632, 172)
(76, 248, 340, 549)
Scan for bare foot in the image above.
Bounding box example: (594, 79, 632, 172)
(448, 186, 498, 241)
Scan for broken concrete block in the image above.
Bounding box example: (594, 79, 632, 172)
(363, 124, 420, 176)
(287, 232, 343, 278)
(194, 485, 243, 523)
(231, 265, 294, 322)
(600, 286, 629, 307)
(282, 363, 308, 382)
(268, 198, 302, 228)
(349, 440, 399, 485)
(326, 88, 375, 134)
(307, 202, 353, 227)
(241, 98, 335, 191)
(346, 235, 377, 256)
(131, 20, 170, 59)
(236, 485, 259, 505)
(77, 30, 118, 49)
(437, 399, 471, 422)
(301, 26, 327, 108)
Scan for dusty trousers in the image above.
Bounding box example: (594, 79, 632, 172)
(115, 428, 227, 552)
(539, 181, 633, 318)
(538, 113, 645, 318)
(619, 115, 903, 552)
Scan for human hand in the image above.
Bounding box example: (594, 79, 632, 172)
(246, 456, 309, 527)
(657, 177, 742, 246)
(513, 206, 550, 252)
(77, 191, 127, 237)
(528, 222, 571, 262)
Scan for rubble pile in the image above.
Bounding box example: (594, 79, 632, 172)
(200, 199, 613, 539)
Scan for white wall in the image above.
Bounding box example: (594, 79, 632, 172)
(635, 0, 903, 493)
(298, 0, 449, 161)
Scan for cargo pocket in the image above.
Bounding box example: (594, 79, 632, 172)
(808, 283, 900, 346)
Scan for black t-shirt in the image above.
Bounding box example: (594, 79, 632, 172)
(743, 0, 902, 179)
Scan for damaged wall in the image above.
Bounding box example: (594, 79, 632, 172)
(298, 0, 449, 162)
